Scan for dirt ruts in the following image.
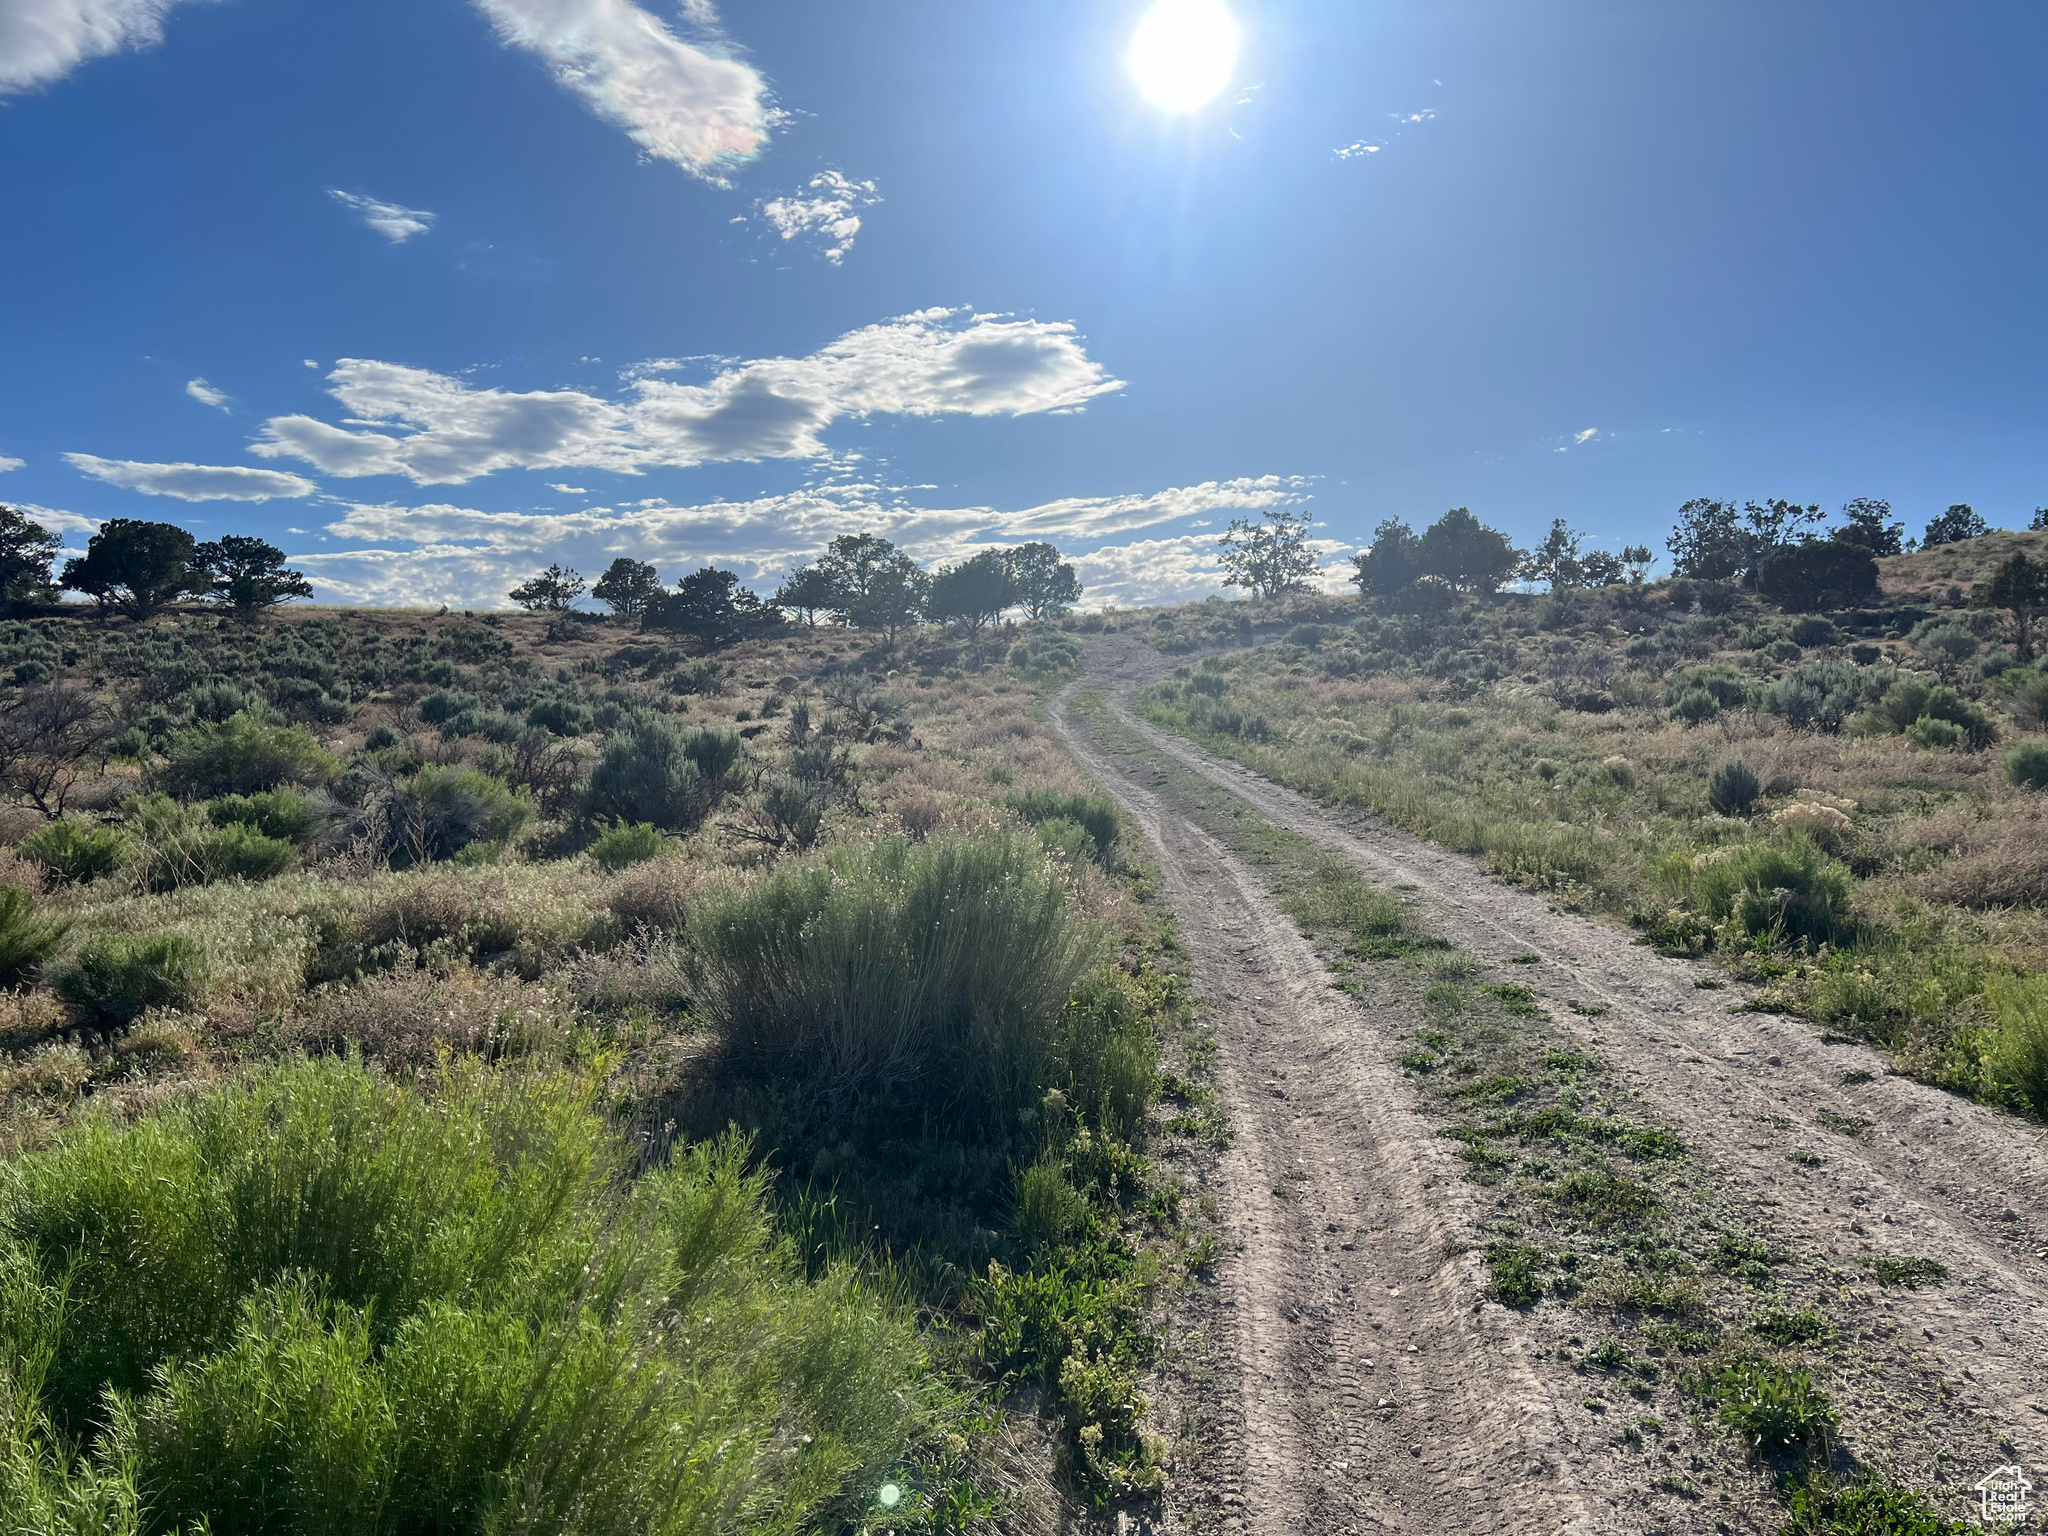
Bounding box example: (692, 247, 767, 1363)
(1053, 655, 1636, 1536)
(1053, 635, 2048, 1534)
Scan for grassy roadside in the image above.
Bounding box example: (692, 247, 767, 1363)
(1074, 693, 1982, 1536)
(1124, 605, 2048, 1126)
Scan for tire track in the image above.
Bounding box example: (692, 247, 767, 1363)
(1051, 666, 1627, 1536)
(1077, 635, 2048, 1501)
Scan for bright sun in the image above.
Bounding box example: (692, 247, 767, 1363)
(1129, 0, 1239, 113)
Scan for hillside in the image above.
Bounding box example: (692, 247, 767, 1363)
(0, 605, 1204, 1529)
(1878, 526, 2048, 597)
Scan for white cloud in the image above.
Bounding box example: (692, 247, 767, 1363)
(253, 308, 1124, 485)
(1333, 142, 1381, 159)
(12, 503, 101, 536)
(1074, 532, 1350, 608)
(303, 359, 320, 369)
(1573, 427, 1598, 444)
(64, 453, 318, 502)
(469, 0, 770, 183)
(757, 170, 879, 263)
(328, 190, 437, 244)
(185, 377, 229, 411)
(548, 483, 589, 494)
(0, 0, 210, 94)
(294, 473, 1313, 609)
(0, 456, 23, 473)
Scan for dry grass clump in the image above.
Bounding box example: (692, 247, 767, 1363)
(602, 854, 708, 934)
(306, 862, 619, 982)
(293, 963, 569, 1067)
(1900, 801, 2048, 909)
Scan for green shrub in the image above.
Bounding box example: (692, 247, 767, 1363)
(526, 696, 591, 736)
(684, 834, 1100, 1132)
(0, 1058, 948, 1529)
(1011, 788, 1122, 866)
(1782, 1474, 1970, 1536)
(1009, 630, 1083, 680)
(1048, 965, 1161, 1135)
(1904, 715, 1963, 750)
(53, 930, 206, 1026)
(681, 724, 742, 782)
(1788, 616, 1837, 648)
(127, 792, 298, 890)
(1707, 759, 1762, 817)
(361, 723, 403, 752)
(207, 787, 324, 845)
(389, 767, 531, 867)
(1917, 685, 1996, 748)
(1667, 668, 1748, 710)
(585, 713, 708, 832)
(1693, 838, 1853, 945)
(416, 688, 478, 724)
(1695, 1353, 1837, 1456)
(1011, 1160, 1091, 1254)
(0, 886, 69, 986)
(2003, 739, 2048, 790)
(1671, 688, 1721, 724)
(201, 821, 298, 882)
(17, 817, 130, 883)
(1760, 659, 1870, 733)
(1857, 677, 1931, 734)
(1985, 976, 2048, 1119)
(588, 820, 666, 873)
(161, 712, 339, 799)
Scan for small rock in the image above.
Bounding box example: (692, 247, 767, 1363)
(1407, 1345, 1420, 1354)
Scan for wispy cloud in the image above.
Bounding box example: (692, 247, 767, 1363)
(0, 0, 210, 95)
(13, 503, 101, 536)
(1553, 426, 1600, 453)
(1335, 107, 1437, 163)
(469, 0, 771, 183)
(0, 457, 22, 473)
(253, 308, 1124, 485)
(293, 474, 1313, 609)
(184, 377, 230, 411)
(64, 453, 318, 502)
(328, 190, 437, 244)
(756, 170, 880, 263)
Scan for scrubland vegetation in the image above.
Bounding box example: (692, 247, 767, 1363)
(1127, 526, 2048, 1123)
(0, 588, 1201, 1531)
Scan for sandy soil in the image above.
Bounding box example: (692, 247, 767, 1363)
(1053, 636, 2048, 1535)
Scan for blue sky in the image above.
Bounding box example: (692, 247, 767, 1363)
(4, 0, 2047, 608)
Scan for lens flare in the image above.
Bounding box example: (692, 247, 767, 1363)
(1129, 0, 1239, 113)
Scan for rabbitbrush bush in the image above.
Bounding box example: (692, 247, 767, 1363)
(159, 711, 339, 800)
(1692, 837, 1854, 946)
(685, 833, 1101, 1131)
(0, 1056, 950, 1534)
(0, 886, 68, 987)
(52, 929, 206, 1027)
(16, 818, 130, 884)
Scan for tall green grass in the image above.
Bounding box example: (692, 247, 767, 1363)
(0, 1056, 952, 1534)
(685, 834, 1102, 1131)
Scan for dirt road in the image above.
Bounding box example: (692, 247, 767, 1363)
(1053, 636, 2048, 1535)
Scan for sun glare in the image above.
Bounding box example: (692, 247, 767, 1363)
(1129, 0, 1239, 113)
